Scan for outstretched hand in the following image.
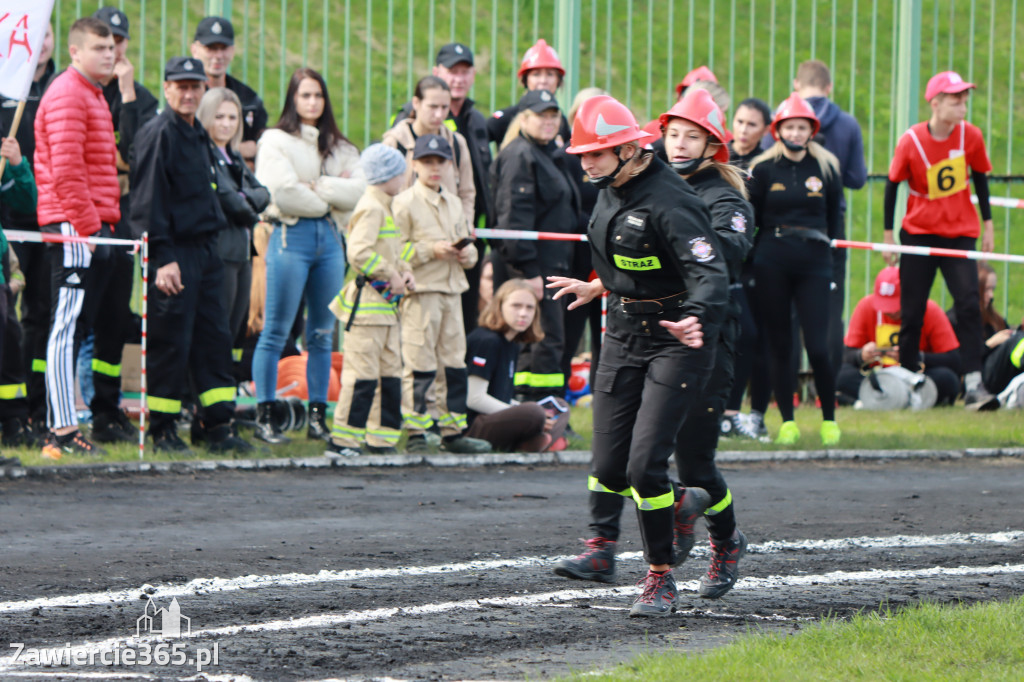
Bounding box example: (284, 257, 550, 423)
(545, 276, 605, 310)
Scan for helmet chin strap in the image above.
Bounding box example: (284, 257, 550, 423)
(670, 139, 710, 176)
(781, 138, 808, 153)
(589, 145, 635, 189)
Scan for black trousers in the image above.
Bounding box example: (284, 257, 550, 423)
(0, 282, 28, 421)
(147, 239, 236, 434)
(78, 223, 134, 418)
(899, 231, 983, 374)
(588, 325, 713, 566)
(982, 330, 1024, 394)
(515, 291, 567, 400)
(12, 241, 50, 424)
(674, 310, 739, 541)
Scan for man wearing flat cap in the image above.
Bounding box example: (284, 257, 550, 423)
(130, 57, 253, 455)
(191, 16, 267, 164)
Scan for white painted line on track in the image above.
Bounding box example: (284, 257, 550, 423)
(3, 562, 1023, 675)
(2, 530, 1020, 615)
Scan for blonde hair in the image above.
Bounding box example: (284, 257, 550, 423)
(197, 87, 244, 152)
(500, 110, 528, 151)
(569, 87, 607, 123)
(749, 139, 839, 181)
(478, 279, 545, 344)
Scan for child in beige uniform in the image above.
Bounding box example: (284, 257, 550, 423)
(327, 144, 412, 457)
(393, 135, 490, 454)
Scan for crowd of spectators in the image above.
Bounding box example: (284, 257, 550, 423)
(0, 12, 1020, 464)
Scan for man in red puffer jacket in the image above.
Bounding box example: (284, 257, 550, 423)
(34, 17, 121, 458)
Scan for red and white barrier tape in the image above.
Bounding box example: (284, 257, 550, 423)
(972, 194, 1024, 210)
(4, 229, 141, 249)
(832, 239, 1024, 264)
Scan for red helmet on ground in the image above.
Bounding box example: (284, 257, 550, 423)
(659, 88, 733, 163)
(770, 92, 821, 140)
(566, 95, 650, 154)
(517, 39, 566, 79)
(674, 65, 718, 97)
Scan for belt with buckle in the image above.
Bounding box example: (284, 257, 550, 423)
(773, 225, 831, 245)
(619, 290, 688, 315)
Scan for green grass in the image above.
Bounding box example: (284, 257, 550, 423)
(559, 597, 1024, 682)
(8, 401, 1022, 467)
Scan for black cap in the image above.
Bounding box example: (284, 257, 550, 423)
(194, 16, 234, 46)
(93, 7, 130, 39)
(164, 57, 208, 82)
(412, 134, 453, 160)
(517, 89, 560, 114)
(435, 42, 474, 68)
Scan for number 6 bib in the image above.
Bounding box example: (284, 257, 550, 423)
(909, 121, 968, 200)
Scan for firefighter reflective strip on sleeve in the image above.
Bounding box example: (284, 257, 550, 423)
(147, 396, 183, 413)
(632, 488, 676, 511)
(1011, 337, 1024, 369)
(32, 358, 46, 373)
(91, 359, 121, 378)
(403, 412, 435, 429)
(232, 348, 243, 362)
(612, 254, 662, 271)
(362, 253, 382, 277)
(338, 296, 397, 316)
(198, 386, 236, 407)
(332, 424, 365, 441)
(367, 428, 402, 444)
(588, 475, 633, 497)
(400, 243, 415, 262)
(437, 413, 468, 430)
(704, 489, 733, 516)
(513, 371, 565, 388)
(0, 383, 27, 399)
(379, 216, 399, 238)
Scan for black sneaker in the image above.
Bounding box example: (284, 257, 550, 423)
(553, 537, 617, 583)
(42, 430, 106, 459)
(964, 387, 999, 411)
(151, 429, 194, 455)
(91, 410, 136, 444)
(629, 570, 679, 617)
(364, 444, 398, 455)
(2, 418, 30, 447)
(0, 455, 22, 467)
(672, 486, 711, 567)
(700, 529, 748, 599)
(325, 442, 362, 459)
(405, 435, 434, 454)
(205, 424, 255, 455)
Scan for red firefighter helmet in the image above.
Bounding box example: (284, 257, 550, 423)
(566, 95, 651, 154)
(517, 39, 566, 79)
(674, 65, 718, 97)
(770, 92, 821, 140)
(659, 88, 733, 163)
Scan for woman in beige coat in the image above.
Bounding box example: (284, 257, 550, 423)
(253, 68, 366, 444)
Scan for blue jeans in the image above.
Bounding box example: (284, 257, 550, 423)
(253, 217, 345, 403)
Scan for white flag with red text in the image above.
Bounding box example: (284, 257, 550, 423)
(0, 0, 56, 100)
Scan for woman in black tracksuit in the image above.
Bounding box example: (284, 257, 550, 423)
(197, 88, 270, 361)
(748, 93, 842, 446)
(547, 95, 728, 618)
(490, 89, 580, 401)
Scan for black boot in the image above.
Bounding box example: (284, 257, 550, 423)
(254, 401, 290, 444)
(307, 402, 330, 442)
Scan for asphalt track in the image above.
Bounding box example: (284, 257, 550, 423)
(1, 455, 1023, 681)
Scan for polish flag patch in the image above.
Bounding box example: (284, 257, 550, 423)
(473, 356, 487, 367)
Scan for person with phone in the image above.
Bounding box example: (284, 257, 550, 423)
(394, 134, 491, 455)
(464, 279, 570, 452)
(490, 89, 581, 402)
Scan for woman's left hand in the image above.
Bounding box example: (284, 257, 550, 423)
(660, 316, 704, 348)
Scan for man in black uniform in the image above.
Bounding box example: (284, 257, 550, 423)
(191, 16, 267, 165)
(393, 42, 493, 333)
(130, 57, 253, 454)
(81, 7, 160, 444)
(547, 95, 728, 617)
(0, 23, 55, 443)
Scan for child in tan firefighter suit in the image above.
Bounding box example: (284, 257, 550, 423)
(394, 134, 492, 454)
(327, 144, 412, 458)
